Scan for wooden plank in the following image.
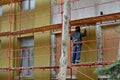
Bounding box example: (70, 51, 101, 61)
(0, 61, 114, 71)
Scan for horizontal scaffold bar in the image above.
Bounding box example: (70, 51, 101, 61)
(0, 61, 114, 71)
(0, 12, 120, 37)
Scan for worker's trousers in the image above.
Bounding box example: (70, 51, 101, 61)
(72, 44, 82, 64)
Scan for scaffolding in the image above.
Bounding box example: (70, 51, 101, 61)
(0, 0, 120, 80)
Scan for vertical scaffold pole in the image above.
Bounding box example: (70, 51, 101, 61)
(8, 0, 13, 80)
(58, 0, 70, 80)
(96, 24, 104, 80)
(69, 1, 72, 80)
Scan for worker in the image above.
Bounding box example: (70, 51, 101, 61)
(71, 26, 87, 64)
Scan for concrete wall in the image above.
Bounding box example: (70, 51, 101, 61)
(0, 4, 14, 80)
(0, 0, 51, 80)
(51, 0, 120, 24)
(77, 26, 97, 80)
(51, 0, 120, 80)
(95, 0, 120, 16)
(54, 26, 98, 80)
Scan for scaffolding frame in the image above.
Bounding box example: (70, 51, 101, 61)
(0, 0, 120, 80)
(0, 12, 120, 37)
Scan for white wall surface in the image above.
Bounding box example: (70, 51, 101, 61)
(51, 0, 120, 24)
(95, 0, 120, 16)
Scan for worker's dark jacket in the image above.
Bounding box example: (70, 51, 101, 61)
(71, 31, 86, 45)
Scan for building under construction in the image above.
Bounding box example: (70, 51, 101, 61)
(0, 0, 120, 80)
